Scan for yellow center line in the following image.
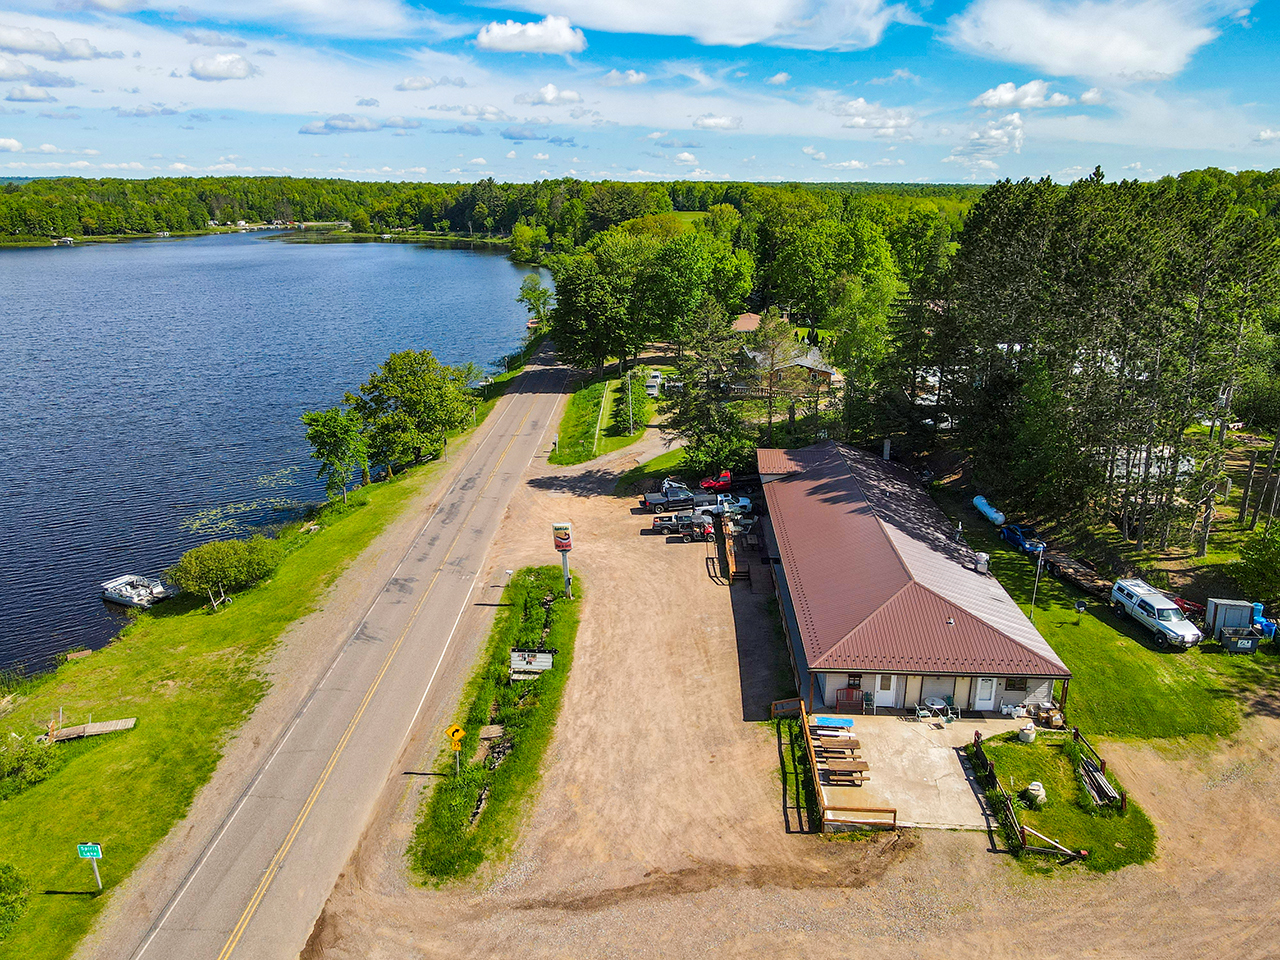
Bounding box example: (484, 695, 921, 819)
(215, 371, 549, 960)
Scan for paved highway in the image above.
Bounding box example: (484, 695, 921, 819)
(129, 358, 566, 960)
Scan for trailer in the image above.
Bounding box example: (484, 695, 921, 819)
(1043, 552, 1111, 599)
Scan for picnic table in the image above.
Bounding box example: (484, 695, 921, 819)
(826, 759, 870, 773)
(818, 737, 861, 750)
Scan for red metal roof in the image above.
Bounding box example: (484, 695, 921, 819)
(759, 442, 1070, 678)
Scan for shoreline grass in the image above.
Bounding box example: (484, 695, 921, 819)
(407, 566, 581, 881)
(0, 364, 536, 958)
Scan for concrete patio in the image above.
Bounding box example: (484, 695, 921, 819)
(814, 713, 1027, 830)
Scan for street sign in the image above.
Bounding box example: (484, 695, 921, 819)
(552, 522, 572, 552)
(77, 843, 102, 860)
(450, 740, 461, 752)
(445, 724, 465, 742)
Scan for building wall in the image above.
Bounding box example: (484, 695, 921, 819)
(813, 672, 1057, 711)
(995, 677, 1054, 710)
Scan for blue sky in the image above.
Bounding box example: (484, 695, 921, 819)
(0, 0, 1277, 183)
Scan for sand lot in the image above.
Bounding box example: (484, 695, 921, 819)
(302, 424, 1280, 960)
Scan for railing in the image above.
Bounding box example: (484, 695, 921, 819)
(771, 697, 803, 719)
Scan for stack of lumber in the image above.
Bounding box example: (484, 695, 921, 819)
(1080, 756, 1120, 805)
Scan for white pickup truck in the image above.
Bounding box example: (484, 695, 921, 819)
(1110, 578, 1202, 648)
(694, 494, 753, 518)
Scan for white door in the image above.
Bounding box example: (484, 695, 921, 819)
(874, 674, 898, 708)
(974, 677, 996, 711)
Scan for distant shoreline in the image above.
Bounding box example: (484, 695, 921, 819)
(0, 226, 515, 251)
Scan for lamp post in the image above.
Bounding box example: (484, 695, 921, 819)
(1030, 545, 1045, 620)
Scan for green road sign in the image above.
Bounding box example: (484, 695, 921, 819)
(77, 843, 102, 860)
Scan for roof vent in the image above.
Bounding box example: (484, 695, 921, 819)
(946, 617, 955, 626)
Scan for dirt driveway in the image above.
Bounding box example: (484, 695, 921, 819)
(304, 424, 1280, 960)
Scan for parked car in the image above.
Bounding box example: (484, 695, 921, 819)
(1111, 578, 1203, 647)
(1000, 524, 1047, 554)
(639, 489, 718, 513)
(694, 494, 753, 518)
(652, 513, 714, 541)
(700, 470, 733, 492)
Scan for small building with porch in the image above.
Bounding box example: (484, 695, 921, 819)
(759, 442, 1071, 715)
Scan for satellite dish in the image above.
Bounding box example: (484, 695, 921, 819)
(1074, 600, 1087, 614)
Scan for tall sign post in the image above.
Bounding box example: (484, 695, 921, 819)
(445, 724, 465, 775)
(78, 842, 103, 891)
(552, 522, 573, 598)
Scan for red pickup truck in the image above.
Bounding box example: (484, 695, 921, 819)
(700, 470, 732, 492)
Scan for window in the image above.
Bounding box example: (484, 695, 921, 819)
(879, 674, 893, 692)
(847, 674, 862, 689)
(1005, 677, 1028, 692)
(1137, 601, 1155, 616)
(1157, 607, 1185, 622)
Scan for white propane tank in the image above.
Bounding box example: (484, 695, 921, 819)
(975, 552, 990, 574)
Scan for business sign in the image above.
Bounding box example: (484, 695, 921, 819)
(553, 522, 572, 552)
(78, 843, 102, 860)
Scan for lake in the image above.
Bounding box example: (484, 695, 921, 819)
(0, 233, 540, 671)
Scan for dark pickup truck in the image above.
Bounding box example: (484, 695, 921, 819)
(639, 488, 718, 513)
(651, 513, 715, 541)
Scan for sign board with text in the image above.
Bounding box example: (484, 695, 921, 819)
(552, 522, 572, 552)
(78, 843, 102, 860)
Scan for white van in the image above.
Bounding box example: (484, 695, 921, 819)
(1110, 578, 1202, 648)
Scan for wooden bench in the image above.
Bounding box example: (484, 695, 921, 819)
(818, 737, 861, 750)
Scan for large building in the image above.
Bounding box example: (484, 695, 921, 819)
(759, 442, 1071, 714)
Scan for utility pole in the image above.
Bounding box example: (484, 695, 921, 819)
(1030, 546, 1045, 620)
(627, 369, 634, 436)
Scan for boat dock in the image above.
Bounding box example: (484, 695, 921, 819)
(52, 717, 136, 742)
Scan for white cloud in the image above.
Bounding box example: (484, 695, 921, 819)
(1122, 160, 1142, 169)
(515, 82, 582, 105)
(298, 113, 384, 134)
(383, 116, 420, 128)
(674, 150, 697, 164)
(189, 53, 259, 82)
(476, 16, 587, 54)
(183, 30, 246, 48)
(395, 75, 466, 91)
(947, 0, 1220, 80)
(5, 83, 54, 102)
(874, 157, 907, 165)
(113, 104, 178, 117)
(765, 71, 790, 85)
(601, 68, 647, 86)
(825, 159, 868, 169)
(506, 149, 517, 158)
(1081, 87, 1106, 104)
(101, 161, 145, 170)
(0, 137, 20, 151)
(0, 54, 75, 87)
(833, 97, 914, 129)
(1257, 129, 1280, 142)
(468, 156, 487, 164)
(534, 151, 549, 159)
(357, 97, 380, 107)
(0, 24, 123, 61)
(802, 145, 827, 160)
(492, 0, 912, 50)
(868, 68, 919, 84)
(943, 111, 1024, 170)
(972, 79, 1072, 108)
(693, 113, 741, 130)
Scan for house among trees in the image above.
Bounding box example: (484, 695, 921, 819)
(758, 441, 1071, 714)
(743, 345, 840, 387)
(733, 312, 761, 333)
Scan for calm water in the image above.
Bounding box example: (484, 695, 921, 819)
(0, 233, 539, 671)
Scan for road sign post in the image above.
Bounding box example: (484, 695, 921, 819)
(552, 522, 573, 599)
(78, 842, 103, 891)
(446, 725, 465, 775)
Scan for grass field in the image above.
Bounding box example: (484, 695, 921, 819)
(935, 489, 1280, 740)
(549, 368, 655, 466)
(408, 566, 581, 881)
(0, 366, 534, 958)
(978, 733, 1157, 873)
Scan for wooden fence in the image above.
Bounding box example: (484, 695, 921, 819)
(1072, 727, 1127, 812)
(771, 697, 803, 719)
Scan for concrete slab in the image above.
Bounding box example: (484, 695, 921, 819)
(813, 713, 1027, 830)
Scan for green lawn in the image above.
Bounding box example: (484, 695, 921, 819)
(549, 368, 655, 466)
(408, 566, 581, 881)
(613, 447, 688, 496)
(978, 733, 1156, 873)
(935, 489, 1280, 740)
(0, 366, 536, 958)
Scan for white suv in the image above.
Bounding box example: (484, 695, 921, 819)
(1110, 578, 1202, 648)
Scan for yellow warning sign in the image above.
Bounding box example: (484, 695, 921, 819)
(445, 724, 465, 742)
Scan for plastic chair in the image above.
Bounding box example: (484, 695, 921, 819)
(914, 703, 931, 721)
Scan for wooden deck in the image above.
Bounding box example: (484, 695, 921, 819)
(52, 717, 137, 742)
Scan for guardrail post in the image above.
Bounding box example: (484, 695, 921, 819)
(1120, 789, 1127, 813)
(1100, 758, 1107, 776)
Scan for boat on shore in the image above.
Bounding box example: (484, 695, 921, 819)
(101, 574, 177, 608)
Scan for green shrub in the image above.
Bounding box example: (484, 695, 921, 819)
(0, 741, 63, 801)
(0, 863, 31, 941)
(166, 535, 284, 599)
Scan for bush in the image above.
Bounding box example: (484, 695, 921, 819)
(0, 740, 63, 801)
(0, 863, 30, 941)
(166, 535, 284, 599)
(1234, 524, 1280, 606)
